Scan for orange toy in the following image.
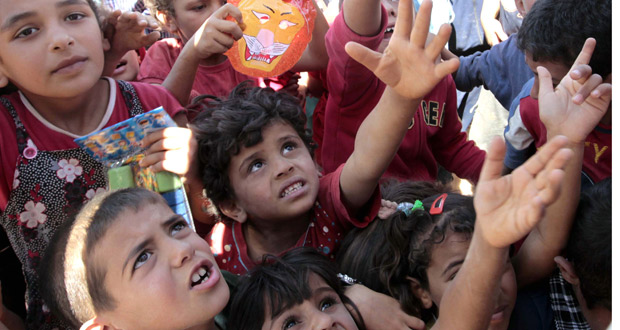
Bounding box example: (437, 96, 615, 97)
(226, 0, 316, 77)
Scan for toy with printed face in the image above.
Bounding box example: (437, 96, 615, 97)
(226, 0, 315, 77)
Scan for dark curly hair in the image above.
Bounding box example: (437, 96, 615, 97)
(228, 247, 365, 330)
(517, 0, 611, 78)
(337, 182, 474, 323)
(190, 81, 315, 206)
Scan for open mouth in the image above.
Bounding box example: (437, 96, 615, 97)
(385, 27, 394, 34)
(280, 181, 304, 198)
(190, 266, 210, 287)
(115, 60, 127, 70)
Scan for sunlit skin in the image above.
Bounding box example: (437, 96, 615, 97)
(261, 273, 359, 330)
(93, 202, 229, 330)
(423, 232, 517, 330)
(525, 52, 570, 100)
(0, 0, 111, 134)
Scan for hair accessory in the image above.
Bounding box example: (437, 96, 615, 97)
(429, 193, 448, 215)
(397, 200, 424, 217)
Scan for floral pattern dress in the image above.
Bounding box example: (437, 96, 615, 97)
(0, 81, 144, 329)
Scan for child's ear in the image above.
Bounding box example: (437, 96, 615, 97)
(218, 200, 248, 223)
(80, 316, 118, 330)
(406, 276, 433, 309)
(554, 256, 580, 286)
(155, 11, 177, 33)
(514, 0, 527, 17)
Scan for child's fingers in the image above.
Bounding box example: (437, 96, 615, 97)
(478, 136, 506, 183)
(434, 57, 460, 79)
(345, 42, 382, 74)
(141, 127, 192, 148)
(536, 168, 566, 206)
(424, 23, 451, 59)
(568, 64, 592, 84)
(536, 66, 554, 100)
(572, 73, 603, 105)
(394, 0, 414, 41)
(216, 3, 243, 23)
(522, 195, 545, 235)
(214, 19, 244, 40)
(521, 135, 569, 177)
(590, 82, 612, 100)
(569, 38, 596, 71)
(410, 0, 432, 47)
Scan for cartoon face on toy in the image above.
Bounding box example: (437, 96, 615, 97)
(226, 0, 315, 77)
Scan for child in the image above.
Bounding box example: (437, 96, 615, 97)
(321, 0, 486, 183)
(0, 0, 194, 327)
(139, 0, 329, 104)
(551, 178, 611, 330)
(233, 132, 575, 330)
(337, 37, 611, 329)
(503, 0, 611, 185)
(40, 188, 232, 330)
(228, 247, 364, 330)
(192, 0, 461, 274)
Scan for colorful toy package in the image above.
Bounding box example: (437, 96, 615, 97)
(225, 0, 316, 77)
(74, 107, 194, 228)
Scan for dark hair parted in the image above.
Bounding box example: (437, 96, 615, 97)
(338, 182, 473, 322)
(190, 81, 315, 206)
(517, 0, 611, 78)
(42, 188, 167, 324)
(228, 247, 365, 330)
(565, 178, 611, 310)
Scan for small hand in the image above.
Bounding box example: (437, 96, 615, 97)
(104, 10, 161, 55)
(344, 0, 459, 100)
(482, 19, 508, 46)
(140, 127, 199, 181)
(538, 38, 612, 143)
(474, 135, 573, 248)
(189, 4, 244, 59)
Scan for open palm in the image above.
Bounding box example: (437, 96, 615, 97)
(474, 136, 573, 248)
(344, 0, 460, 100)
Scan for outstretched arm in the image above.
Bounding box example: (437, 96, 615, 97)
(513, 38, 612, 286)
(339, 0, 459, 210)
(433, 135, 572, 329)
(290, 0, 329, 72)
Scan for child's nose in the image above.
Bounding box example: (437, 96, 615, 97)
(310, 309, 338, 330)
(50, 32, 75, 51)
(169, 239, 195, 267)
(275, 157, 294, 178)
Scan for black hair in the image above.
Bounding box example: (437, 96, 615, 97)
(39, 188, 167, 325)
(517, 0, 611, 78)
(228, 247, 365, 330)
(190, 81, 315, 206)
(565, 178, 611, 310)
(337, 181, 458, 321)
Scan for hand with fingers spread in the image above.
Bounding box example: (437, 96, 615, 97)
(344, 0, 460, 100)
(537, 38, 612, 144)
(187, 4, 245, 60)
(140, 127, 199, 181)
(474, 135, 573, 248)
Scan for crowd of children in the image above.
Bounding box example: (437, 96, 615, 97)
(0, 0, 612, 329)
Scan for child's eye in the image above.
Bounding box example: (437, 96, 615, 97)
(282, 317, 299, 329)
(282, 143, 296, 154)
(320, 297, 336, 311)
(249, 160, 264, 173)
(192, 4, 206, 11)
(15, 27, 38, 39)
(170, 220, 188, 235)
(65, 12, 86, 21)
(134, 251, 152, 270)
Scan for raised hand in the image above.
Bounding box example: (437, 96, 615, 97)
(343, 0, 460, 100)
(140, 127, 199, 181)
(474, 135, 573, 248)
(188, 4, 244, 59)
(537, 38, 612, 143)
(104, 10, 161, 55)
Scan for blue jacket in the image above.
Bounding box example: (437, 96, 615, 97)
(454, 33, 533, 109)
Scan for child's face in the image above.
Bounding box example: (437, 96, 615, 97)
(379, 0, 398, 53)
(261, 273, 359, 330)
(226, 121, 319, 224)
(93, 201, 229, 330)
(424, 232, 517, 330)
(525, 52, 570, 100)
(110, 50, 140, 81)
(0, 0, 107, 98)
(168, 0, 226, 43)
